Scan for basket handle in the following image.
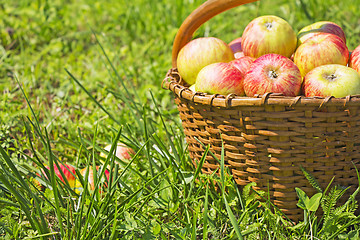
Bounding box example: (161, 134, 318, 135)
(171, 0, 259, 67)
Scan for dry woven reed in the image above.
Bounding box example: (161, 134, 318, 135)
(163, 68, 360, 221)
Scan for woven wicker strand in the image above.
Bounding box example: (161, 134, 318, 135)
(164, 0, 360, 222)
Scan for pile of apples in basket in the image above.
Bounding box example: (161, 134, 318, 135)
(177, 15, 360, 98)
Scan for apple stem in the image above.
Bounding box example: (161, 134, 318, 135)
(326, 74, 337, 82)
(268, 70, 278, 79)
(265, 22, 273, 30)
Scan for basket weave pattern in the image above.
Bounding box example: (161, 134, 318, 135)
(164, 68, 360, 221)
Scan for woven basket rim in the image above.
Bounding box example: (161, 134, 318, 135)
(163, 68, 360, 108)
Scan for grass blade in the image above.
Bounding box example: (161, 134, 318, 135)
(218, 136, 244, 240)
(149, 91, 185, 184)
(202, 182, 209, 240)
(65, 69, 121, 125)
(223, 195, 244, 240)
(187, 144, 209, 200)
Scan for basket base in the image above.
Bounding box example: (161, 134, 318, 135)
(176, 94, 360, 222)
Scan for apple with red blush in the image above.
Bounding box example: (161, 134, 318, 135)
(349, 44, 360, 74)
(50, 163, 76, 188)
(194, 62, 245, 96)
(293, 33, 349, 77)
(243, 54, 302, 97)
(241, 15, 297, 58)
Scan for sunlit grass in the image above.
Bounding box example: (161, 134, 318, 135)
(1, 0, 360, 238)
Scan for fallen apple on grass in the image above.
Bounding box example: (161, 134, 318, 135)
(293, 33, 349, 77)
(48, 163, 77, 188)
(194, 62, 245, 96)
(243, 54, 302, 97)
(302, 64, 360, 98)
(349, 44, 360, 74)
(80, 166, 110, 191)
(31, 172, 45, 191)
(177, 37, 234, 85)
(297, 21, 346, 46)
(33, 163, 77, 190)
(241, 15, 297, 58)
(101, 143, 135, 163)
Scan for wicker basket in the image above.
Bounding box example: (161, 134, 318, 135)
(163, 0, 360, 221)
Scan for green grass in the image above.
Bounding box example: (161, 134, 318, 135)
(1, 0, 360, 239)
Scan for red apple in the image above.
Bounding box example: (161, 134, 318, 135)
(80, 166, 110, 191)
(349, 45, 360, 74)
(177, 37, 234, 85)
(46, 163, 77, 188)
(297, 21, 346, 46)
(303, 64, 360, 98)
(101, 144, 135, 163)
(241, 15, 297, 58)
(229, 37, 244, 58)
(243, 54, 302, 97)
(195, 62, 245, 96)
(293, 33, 349, 77)
(230, 56, 255, 76)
